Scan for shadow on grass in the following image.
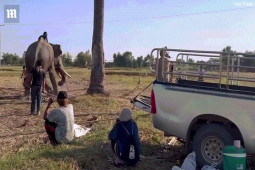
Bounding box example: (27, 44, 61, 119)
(0, 95, 23, 100)
(0, 68, 16, 71)
(39, 140, 184, 169)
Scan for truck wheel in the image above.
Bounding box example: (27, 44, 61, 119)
(192, 124, 233, 169)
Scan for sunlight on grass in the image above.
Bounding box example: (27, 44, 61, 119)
(0, 66, 170, 169)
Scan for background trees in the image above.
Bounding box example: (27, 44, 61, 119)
(2, 46, 255, 69)
(1, 53, 22, 65)
(62, 52, 73, 67)
(73, 50, 92, 67)
(113, 52, 153, 68)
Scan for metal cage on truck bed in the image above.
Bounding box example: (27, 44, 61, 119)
(132, 48, 255, 112)
(151, 48, 255, 92)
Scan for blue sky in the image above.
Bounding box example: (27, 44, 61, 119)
(0, 0, 255, 61)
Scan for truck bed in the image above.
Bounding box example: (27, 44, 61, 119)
(132, 78, 255, 114)
(157, 79, 255, 99)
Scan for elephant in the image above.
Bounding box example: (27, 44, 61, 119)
(24, 37, 71, 95)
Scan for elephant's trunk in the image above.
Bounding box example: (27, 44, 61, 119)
(56, 67, 71, 86)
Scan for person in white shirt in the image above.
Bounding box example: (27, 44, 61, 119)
(43, 91, 74, 145)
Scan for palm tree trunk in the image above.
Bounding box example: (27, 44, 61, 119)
(87, 0, 107, 95)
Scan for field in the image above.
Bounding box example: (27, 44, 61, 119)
(0, 67, 185, 169)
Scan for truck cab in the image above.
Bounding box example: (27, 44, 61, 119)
(132, 47, 255, 168)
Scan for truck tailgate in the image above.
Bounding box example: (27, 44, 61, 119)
(131, 95, 151, 113)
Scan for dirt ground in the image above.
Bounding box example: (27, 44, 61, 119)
(1, 67, 255, 169)
(0, 77, 84, 156)
(0, 68, 188, 170)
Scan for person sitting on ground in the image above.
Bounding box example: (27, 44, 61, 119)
(38, 31, 48, 42)
(108, 108, 141, 167)
(29, 60, 45, 115)
(43, 91, 74, 146)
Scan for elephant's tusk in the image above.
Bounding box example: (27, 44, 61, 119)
(63, 70, 72, 78)
(56, 71, 62, 78)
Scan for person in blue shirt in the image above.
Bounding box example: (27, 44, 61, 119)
(108, 108, 141, 166)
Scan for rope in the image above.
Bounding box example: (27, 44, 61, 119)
(119, 78, 141, 98)
(134, 81, 153, 99)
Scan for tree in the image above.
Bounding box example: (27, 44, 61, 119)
(137, 56, 143, 67)
(87, 0, 107, 95)
(84, 50, 92, 66)
(113, 52, 121, 67)
(123, 51, 134, 67)
(222, 46, 235, 66)
(62, 52, 73, 66)
(143, 54, 154, 67)
(112, 51, 134, 67)
(188, 58, 194, 63)
(1, 53, 21, 65)
(242, 50, 255, 71)
(132, 59, 138, 68)
(74, 50, 92, 67)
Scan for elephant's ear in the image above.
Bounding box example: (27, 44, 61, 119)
(53, 44, 62, 58)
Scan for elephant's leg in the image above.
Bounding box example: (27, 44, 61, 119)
(49, 68, 58, 95)
(24, 71, 31, 99)
(24, 87, 30, 99)
(45, 78, 53, 94)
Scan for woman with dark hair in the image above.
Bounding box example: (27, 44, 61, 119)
(43, 91, 74, 145)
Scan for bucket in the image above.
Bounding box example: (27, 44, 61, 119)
(223, 145, 246, 170)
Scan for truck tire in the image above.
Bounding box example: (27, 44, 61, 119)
(192, 124, 233, 169)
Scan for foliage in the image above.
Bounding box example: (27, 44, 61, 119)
(74, 50, 92, 67)
(188, 58, 195, 63)
(113, 51, 133, 67)
(105, 61, 114, 67)
(222, 45, 235, 66)
(113, 52, 154, 68)
(143, 54, 152, 67)
(62, 52, 73, 67)
(1, 53, 22, 66)
(241, 50, 255, 71)
(137, 56, 143, 67)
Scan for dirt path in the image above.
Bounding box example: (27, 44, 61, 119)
(0, 78, 91, 157)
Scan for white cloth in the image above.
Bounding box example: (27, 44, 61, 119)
(181, 152, 196, 170)
(172, 152, 196, 170)
(74, 124, 91, 138)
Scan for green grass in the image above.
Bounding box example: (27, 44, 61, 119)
(0, 111, 174, 170)
(0, 66, 177, 170)
(2, 66, 255, 169)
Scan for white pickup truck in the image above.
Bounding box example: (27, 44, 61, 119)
(133, 48, 255, 169)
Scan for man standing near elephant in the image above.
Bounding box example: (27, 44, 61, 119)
(29, 60, 46, 115)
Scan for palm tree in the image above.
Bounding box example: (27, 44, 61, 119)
(87, 0, 107, 95)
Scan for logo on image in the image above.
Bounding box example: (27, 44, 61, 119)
(4, 5, 19, 23)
